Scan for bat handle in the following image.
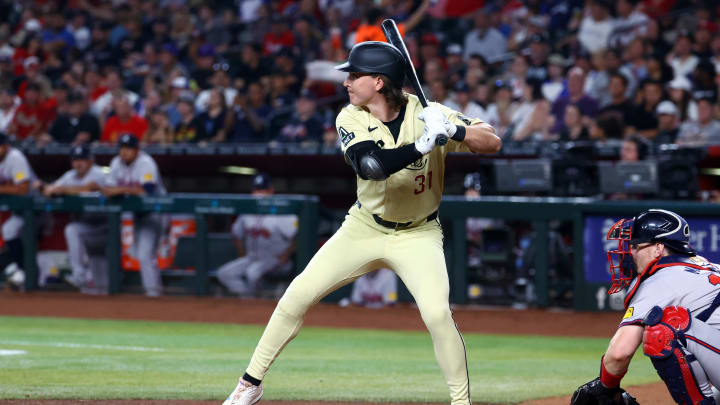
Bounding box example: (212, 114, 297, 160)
(436, 134, 448, 146)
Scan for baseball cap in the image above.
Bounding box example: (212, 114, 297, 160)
(420, 33, 439, 46)
(548, 53, 568, 67)
(446, 43, 463, 56)
(299, 88, 316, 101)
(0, 132, 9, 145)
(70, 144, 91, 160)
(24, 56, 40, 70)
(198, 44, 216, 58)
(118, 133, 140, 148)
(171, 76, 189, 89)
(656, 100, 679, 116)
(252, 173, 271, 190)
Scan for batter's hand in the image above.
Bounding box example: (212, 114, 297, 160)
(419, 106, 459, 140)
(417, 107, 448, 154)
(570, 378, 639, 405)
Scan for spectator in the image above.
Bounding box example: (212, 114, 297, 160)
(644, 53, 673, 84)
(173, 93, 207, 143)
(620, 135, 649, 162)
(578, 0, 615, 54)
(654, 100, 680, 144)
(191, 44, 216, 90)
(463, 9, 507, 63)
(146, 108, 173, 145)
(292, 16, 323, 62)
(49, 92, 101, 144)
(611, 0, 649, 48)
(217, 173, 297, 297)
(511, 78, 553, 141)
(102, 133, 165, 297)
(448, 81, 486, 122)
(421, 59, 444, 99)
(66, 12, 91, 52)
(711, 34, 720, 77)
(599, 73, 635, 129)
(618, 38, 648, 96)
(589, 111, 625, 141)
(667, 76, 696, 122)
(504, 54, 529, 100)
(628, 78, 663, 139)
(0, 132, 35, 285)
(485, 80, 514, 136)
(557, 104, 589, 141)
(667, 33, 698, 80)
(344, 268, 398, 308)
(691, 60, 717, 102)
(40, 11, 75, 55)
(542, 54, 568, 103)
(231, 82, 273, 143)
(526, 34, 549, 82)
(551, 67, 599, 133)
(16, 56, 52, 99)
(0, 87, 18, 134)
(642, 19, 670, 57)
(354, 1, 429, 44)
(86, 20, 121, 70)
(677, 97, 720, 145)
(100, 95, 149, 143)
(42, 145, 108, 293)
(263, 17, 294, 55)
(276, 89, 323, 144)
(195, 88, 232, 143)
(233, 43, 265, 89)
(8, 82, 53, 143)
(585, 51, 611, 107)
(194, 62, 238, 113)
(163, 76, 190, 128)
(91, 69, 138, 119)
(322, 120, 339, 149)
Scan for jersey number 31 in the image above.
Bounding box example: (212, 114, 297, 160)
(415, 171, 432, 195)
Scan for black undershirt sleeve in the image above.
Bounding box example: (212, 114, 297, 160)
(345, 140, 422, 180)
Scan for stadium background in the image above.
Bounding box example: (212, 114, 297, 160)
(2, 0, 720, 403)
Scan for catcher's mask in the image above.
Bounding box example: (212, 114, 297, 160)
(606, 218, 637, 294)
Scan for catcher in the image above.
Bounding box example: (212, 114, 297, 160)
(572, 209, 720, 405)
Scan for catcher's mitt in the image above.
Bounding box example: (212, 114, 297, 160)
(571, 377, 639, 405)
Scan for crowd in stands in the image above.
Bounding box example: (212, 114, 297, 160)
(1, 0, 720, 150)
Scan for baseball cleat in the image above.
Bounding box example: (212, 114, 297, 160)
(222, 378, 263, 405)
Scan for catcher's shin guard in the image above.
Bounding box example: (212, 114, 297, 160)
(643, 306, 715, 405)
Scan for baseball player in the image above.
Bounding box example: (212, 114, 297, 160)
(349, 267, 398, 308)
(0, 132, 35, 287)
(572, 209, 720, 405)
(217, 173, 297, 297)
(102, 133, 166, 297)
(223, 41, 501, 405)
(43, 145, 108, 292)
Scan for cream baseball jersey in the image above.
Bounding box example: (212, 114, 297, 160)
(336, 94, 481, 222)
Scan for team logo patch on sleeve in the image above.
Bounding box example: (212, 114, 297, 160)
(623, 307, 634, 319)
(338, 126, 355, 147)
(143, 173, 154, 181)
(14, 171, 25, 181)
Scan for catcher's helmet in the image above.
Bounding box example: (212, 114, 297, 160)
(463, 173, 482, 192)
(605, 209, 693, 293)
(335, 41, 406, 86)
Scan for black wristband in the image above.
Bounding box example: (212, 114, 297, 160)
(453, 125, 466, 142)
(242, 373, 262, 386)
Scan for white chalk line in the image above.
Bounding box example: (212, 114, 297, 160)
(0, 340, 166, 352)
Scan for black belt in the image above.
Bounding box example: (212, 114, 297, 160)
(373, 210, 438, 229)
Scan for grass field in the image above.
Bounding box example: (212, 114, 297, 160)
(0, 316, 658, 403)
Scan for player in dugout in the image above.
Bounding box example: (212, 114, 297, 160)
(222, 41, 501, 405)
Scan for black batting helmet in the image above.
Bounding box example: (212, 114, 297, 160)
(335, 41, 405, 86)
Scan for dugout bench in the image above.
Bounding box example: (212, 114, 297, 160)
(0, 193, 318, 296)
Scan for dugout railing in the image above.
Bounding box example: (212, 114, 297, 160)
(3, 195, 719, 310)
(0, 194, 318, 296)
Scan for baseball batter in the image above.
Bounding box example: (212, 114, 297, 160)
(223, 41, 501, 405)
(0, 132, 35, 283)
(102, 133, 166, 297)
(572, 209, 720, 405)
(217, 173, 297, 297)
(43, 145, 108, 292)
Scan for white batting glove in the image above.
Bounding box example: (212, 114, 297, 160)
(414, 125, 440, 155)
(419, 105, 458, 139)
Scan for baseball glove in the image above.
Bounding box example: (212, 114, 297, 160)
(571, 377, 639, 405)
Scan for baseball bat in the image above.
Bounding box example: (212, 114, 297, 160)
(381, 19, 448, 146)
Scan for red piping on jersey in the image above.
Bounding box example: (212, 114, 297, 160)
(686, 335, 720, 355)
(673, 347, 706, 403)
(624, 258, 711, 309)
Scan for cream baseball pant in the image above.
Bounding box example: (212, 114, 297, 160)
(245, 205, 471, 405)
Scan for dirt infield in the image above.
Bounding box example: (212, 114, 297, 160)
(0, 292, 668, 404)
